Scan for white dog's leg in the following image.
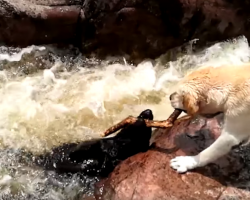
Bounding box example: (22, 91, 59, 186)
(170, 118, 245, 173)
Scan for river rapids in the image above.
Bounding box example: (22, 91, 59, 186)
(0, 36, 249, 200)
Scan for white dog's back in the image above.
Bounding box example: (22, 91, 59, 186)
(184, 64, 250, 87)
(179, 64, 250, 116)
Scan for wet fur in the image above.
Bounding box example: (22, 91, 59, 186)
(35, 109, 153, 177)
(169, 64, 250, 173)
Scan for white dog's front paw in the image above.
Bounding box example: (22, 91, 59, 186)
(170, 156, 199, 173)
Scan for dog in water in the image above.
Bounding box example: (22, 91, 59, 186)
(169, 64, 250, 173)
(36, 109, 153, 177)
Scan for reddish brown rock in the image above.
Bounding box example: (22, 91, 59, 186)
(219, 187, 250, 200)
(0, 0, 82, 47)
(2, 0, 250, 61)
(98, 114, 250, 200)
(81, 0, 250, 59)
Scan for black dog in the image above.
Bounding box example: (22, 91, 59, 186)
(35, 109, 153, 177)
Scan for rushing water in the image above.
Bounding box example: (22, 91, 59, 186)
(0, 36, 249, 200)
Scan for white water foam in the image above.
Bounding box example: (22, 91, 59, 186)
(0, 36, 249, 153)
(0, 36, 249, 199)
(0, 45, 46, 62)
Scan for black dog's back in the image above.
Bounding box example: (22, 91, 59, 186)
(70, 109, 153, 163)
(36, 109, 153, 177)
(108, 117, 151, 159)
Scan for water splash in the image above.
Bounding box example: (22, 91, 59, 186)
(0, 46, 46, 62)
(0, 36, 249, 199)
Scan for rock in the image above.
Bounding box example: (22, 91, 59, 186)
(1, 0, 250, 60)
(0, 0, 81, 47)
(98, 114, 250, 200)
(82, 195, 96, 200)
(82, 0, 250, 60)
(219, 187, 250, 200)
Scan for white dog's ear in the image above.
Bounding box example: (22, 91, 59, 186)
(183, 94, 199, 116)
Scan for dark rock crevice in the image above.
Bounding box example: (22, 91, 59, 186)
(35, 0, 83, 6)
(73, 0, 85, 50)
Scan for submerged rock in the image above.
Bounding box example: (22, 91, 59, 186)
(35, 109, 153, 177)
(98, 114, 250, 200)
(1, 0, 250, 60)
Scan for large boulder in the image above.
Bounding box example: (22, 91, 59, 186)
(1, 0, 250, 60)
(0, 0, 81, 46)
(97, 114, 250, 200)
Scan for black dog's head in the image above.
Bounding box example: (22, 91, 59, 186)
(138, 109, 153, 120)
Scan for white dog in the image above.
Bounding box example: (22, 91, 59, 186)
(169, 64, 250, 173)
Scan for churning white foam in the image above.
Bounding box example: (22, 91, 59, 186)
(0, 36, 249, 154)
(0, 45, 46, 62)
(0, 35, 249, 199)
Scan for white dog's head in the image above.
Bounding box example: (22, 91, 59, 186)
(169, 91, 200, 116)
(169, 92, 184, 110)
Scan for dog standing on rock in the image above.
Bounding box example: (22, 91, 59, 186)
(169, 64, 250, 173)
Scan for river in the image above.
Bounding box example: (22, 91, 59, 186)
(0, 36, 249, 200)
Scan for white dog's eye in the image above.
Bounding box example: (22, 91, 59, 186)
(169, 92, 177, 101)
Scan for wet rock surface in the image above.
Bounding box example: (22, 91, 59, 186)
(1, 0, 250, 60)
(98, 114, 250, 200)
(0, 0, 81, 47)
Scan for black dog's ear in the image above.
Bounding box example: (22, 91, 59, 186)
(138, 109, 153, 120)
